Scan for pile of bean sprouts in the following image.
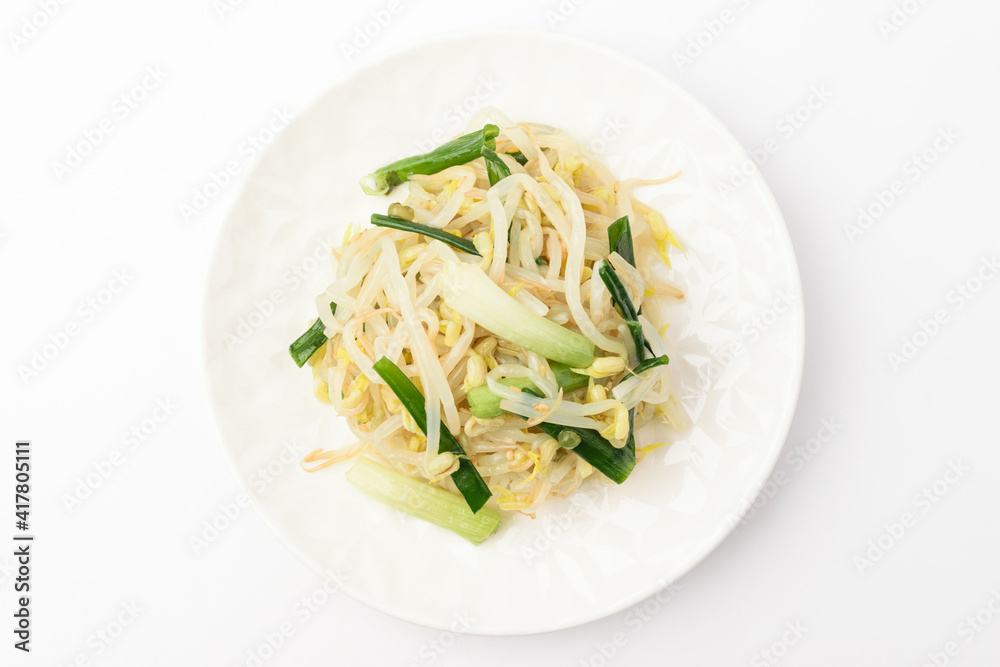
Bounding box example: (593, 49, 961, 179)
(301, 114, 686, 515)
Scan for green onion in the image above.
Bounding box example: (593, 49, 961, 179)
(346, 456, 501, 544)
(626, 320, 654, 358)
(481, 146, 511, 187)
(607, 216, 635, 267)
(604, 219, 643, 467)
(598, 261, 639, 322)
(361, 125, 500, 195)
(289, 302, 336, 367)
(535, 256, 548, 266)
(442, 262, 595, 368)
(535, 422, 635, 484)
(370, 214, 481, 256)
(632, 354, 669, 376)
(466, 377, 536, 419)
(372, 356, 491, 513)
(507, 150, 529, 165)
(465, 363, 590, 419)
(607, 218, 649, 352)
(598, 262, 646, 359)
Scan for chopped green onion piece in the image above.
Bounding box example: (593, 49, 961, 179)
(535, 422, 635, 484)
(632, 354, 669, 376)
(608, 217, 651, 358)
(623, 314, 657, 359)
(465, 363, 589, 419)
(360, 125, 500, 195)
(466, 378, 532, 419)
(598, 261, 639, 322)
(598, 262, 646, 360)
(442, 262, 595, 368)
(535, 256, 548, 266)
(370, 214, 481, 256)
(289, 302, 336, 367)
(606, 218, 649, 468)
(507, 150, 529, 165)
(607, 216, 635, 267)
(387, 202, 415, 221)
(481, 146, 511, 187)
(372, 356, 491, 513)
(625, 320, 653, 359)
(346, 456, 501, 544)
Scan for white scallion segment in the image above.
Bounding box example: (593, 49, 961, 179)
(346, 457, 501, 545)
(441, 262, 595, 368)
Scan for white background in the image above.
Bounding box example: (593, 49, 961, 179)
(3, 1, 1000, 666)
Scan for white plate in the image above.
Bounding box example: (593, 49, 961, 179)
(202, 28, 803, 635)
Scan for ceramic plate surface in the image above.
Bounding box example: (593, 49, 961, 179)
(203, 28, 803, 635)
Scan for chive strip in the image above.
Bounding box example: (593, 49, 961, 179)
(289, 302, 336, 367)
(360, 125, 500, 195)
(481, 147, 511, 187)
(598, 262, 646, 359)
(606, 217, 645, 466)
(608, 215, 647, 334)
(535, 422, 635, 484)
(370, 214, 481, 256)
(625, 321, 654, 358)
(607, 216, 635, 267)
(506, 150, 529, 166)
(465, 363, 590, 419)
(509, 385, 634, 484)
(372, 357, 491, 513)
(598, 261, 639, 322)
(631, 354, 670, 376)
